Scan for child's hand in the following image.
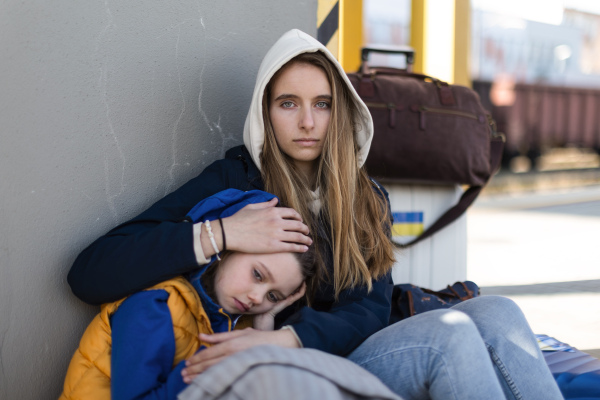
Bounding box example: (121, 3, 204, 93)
(253, 282, 306, 331)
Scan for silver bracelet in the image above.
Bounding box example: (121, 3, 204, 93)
(204, 220, 221, 260)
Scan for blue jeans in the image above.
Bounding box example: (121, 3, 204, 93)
(347, 296, 563, 400)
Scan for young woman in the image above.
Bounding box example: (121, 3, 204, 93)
(60, 189, 315, 400)
(68, 29, 563, 399)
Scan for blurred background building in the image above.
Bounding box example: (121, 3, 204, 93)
(362, 0, 600, 172)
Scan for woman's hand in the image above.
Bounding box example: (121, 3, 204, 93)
(181, 328, 300, 383)
(221, 197, 312, 254)
(253, 283, 306, 331)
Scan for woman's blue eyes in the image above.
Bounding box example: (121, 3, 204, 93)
(279, 101, 330, 109)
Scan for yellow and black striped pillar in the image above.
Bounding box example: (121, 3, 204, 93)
(318, 0, 363, 72)
(317, 0, 340, 57)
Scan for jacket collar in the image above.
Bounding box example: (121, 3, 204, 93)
(225, 145, 264, 190)
(188, 263, 239, 333)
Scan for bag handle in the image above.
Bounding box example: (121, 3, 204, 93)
(357, 45, 457, 105)
(360, 45, 415, 68)
(395, 135, 504, 249)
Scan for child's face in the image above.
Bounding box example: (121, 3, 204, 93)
(213, 252, 303, 315)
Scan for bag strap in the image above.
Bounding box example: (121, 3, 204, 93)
(395, 136, 504, 249)
(406, 290, 416, 317)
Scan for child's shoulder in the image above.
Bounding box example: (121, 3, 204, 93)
(116, 277, 196, 314)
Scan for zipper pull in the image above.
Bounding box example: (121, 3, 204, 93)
(486, 114, 498, 136)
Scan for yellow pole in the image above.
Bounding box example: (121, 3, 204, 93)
(410, 0, 427, 74)
(454, 0, 471, 87)
(411, 0, 469, 84)
(339, 0, 363, 72)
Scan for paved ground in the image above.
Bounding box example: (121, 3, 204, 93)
(466, 183, 600, 358)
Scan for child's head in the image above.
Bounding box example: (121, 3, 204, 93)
(203, 248, 315, 315)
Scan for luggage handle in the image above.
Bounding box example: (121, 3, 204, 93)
(358, 45, 455, 105)
(361, 45, 415, 67)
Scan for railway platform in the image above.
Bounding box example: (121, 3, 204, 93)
(468, 169, 600, 358)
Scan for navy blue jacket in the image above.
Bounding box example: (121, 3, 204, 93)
(68, 145, 394, 356)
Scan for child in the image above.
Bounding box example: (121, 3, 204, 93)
(59, 189, 315, 400)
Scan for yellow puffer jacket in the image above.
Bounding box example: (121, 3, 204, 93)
(59, 276, 217, 400)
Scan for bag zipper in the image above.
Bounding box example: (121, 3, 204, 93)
(365, 102, 485, 130)
(411, 105, 484, 130)
(364, 102, 404, 128)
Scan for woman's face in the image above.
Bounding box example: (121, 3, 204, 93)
(213, 252, 303, 315)
(268, 62, 332, 177)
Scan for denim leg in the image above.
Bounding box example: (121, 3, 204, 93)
(452, 296, 563, 400)
(347, 309, 505, 400)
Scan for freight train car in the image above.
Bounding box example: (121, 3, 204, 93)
(473, 80, 600, 168)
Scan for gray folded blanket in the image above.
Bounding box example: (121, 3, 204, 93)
(178, 345, 402, 400)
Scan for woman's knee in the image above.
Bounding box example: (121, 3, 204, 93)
(454, 295, 526, 323)
(427, 309, 483, 342)
(452, 295, 535, 340)
(383, 309, 483, 348)
(466, 295, 520, 313)
(348, 309, 484, 368)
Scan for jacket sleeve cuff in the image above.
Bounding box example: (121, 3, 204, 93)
(281, 325, 303, 348)
(193, 223, 209, 265)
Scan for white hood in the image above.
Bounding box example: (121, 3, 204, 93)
(242, 29, 373, 171)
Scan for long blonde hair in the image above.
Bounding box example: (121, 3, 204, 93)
(260, 52, 395, 299)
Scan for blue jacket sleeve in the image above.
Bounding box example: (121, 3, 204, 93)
(111, 290, 188, 400)
(68, 158, 246, 305)
(285, 272, 393, 356)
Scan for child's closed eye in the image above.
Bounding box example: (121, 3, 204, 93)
(267, 291, 279, 303)
(253, 269, 263, 282)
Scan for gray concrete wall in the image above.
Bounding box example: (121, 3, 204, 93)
(0, 1, 315, 398)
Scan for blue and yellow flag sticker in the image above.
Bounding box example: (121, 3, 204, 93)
(392, 212, 424, 237)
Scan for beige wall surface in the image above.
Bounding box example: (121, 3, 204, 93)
(0, 1, 315, 398)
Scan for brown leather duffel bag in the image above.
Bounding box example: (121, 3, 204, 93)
(347, 47, 504, 247)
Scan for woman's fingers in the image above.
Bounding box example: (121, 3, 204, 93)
(222, 202, 311, 254)
(278, 243, 310, 253)
(245, 197, 279, 210)
(275, 206, 304, 222)
(280, 231, 313, 247)
(247, 199, 304, 222)
(182, 329, 300, 379)
(281, 219, 310, 235)
(183, 332, 247, 376)
(183, 329, 267, 377)
(182, 356, 226, 383)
